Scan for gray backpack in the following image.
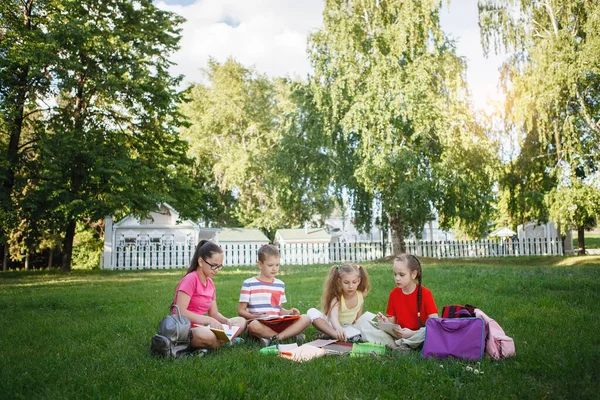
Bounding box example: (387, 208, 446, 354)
(150, 305, 192, 358)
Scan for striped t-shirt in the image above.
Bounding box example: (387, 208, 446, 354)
(239, 277, 287, 316)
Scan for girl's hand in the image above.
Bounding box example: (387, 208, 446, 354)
(376, 312, 390, 323)
(209, 318, 224, 331)
(335, 328, 347, 341)
(290, 308, 300, 316)
(397, 328, 415, 339)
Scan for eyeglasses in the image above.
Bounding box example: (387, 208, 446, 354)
(202, 257, 224, 271)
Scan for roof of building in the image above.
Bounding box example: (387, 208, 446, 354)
(275, 228, 331, 242)
(217, 228, 269, 243)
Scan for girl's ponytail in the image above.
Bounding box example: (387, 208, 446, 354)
(411, 255, 425, 327)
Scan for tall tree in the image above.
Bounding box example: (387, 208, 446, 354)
(1, 0, 203, 270)
(0, 0, 56, 270)
(479, 0, 600, 253)
(181, 59, 334, 236)
(309, 0, 497, 253)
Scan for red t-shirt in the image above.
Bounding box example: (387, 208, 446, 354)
(385, 286, 438, 330)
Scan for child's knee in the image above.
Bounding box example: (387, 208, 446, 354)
(298, 314, 311, 328)
(247, 320, 262, 335)
(307, 308, 323, 322)
(191, 327, 220, 349)
(231, 316, 247, 329)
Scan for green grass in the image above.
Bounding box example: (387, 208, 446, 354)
(1, 256, 599, 399)
(573, 233, 600, 250)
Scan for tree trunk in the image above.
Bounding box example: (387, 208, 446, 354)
(577, 226, 585, 255)
(62, 220, 77, 272)
(25, 252, 30, 270)
(48, 248, 53, 269)
(389, 212, 406, 255)
(2, 243, 7, 271)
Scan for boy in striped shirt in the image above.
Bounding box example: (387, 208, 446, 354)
(238, 244, 310, 347)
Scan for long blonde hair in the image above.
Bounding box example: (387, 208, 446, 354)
(321, 264, 370, 315)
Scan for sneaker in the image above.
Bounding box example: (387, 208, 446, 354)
(150, 334, 173, 357)
(348, 334, 362, 343)
(313, 332, 330, 340)
(294, 334, 305, 345)
(193, 348, 208, 357)
(259, 335, 278, 348)
(228, 337, 245, 346)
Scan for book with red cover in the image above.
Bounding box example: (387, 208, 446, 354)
(255, 315, 301, 331)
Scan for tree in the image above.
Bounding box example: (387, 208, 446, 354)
(181, 59, 334, 236)
(0, 0, 56, 270)
(309, 0, 497, 253)
(1, 0, 204, 270)
(479, 0, 600, 253)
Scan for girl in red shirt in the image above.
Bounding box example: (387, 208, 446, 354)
(377, 254, 438, 345)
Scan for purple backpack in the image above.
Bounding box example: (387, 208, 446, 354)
(422, 318, 485, 360)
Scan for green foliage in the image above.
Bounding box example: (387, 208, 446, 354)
(1, 257, 599, 398)
(181, 59, 334, 233)
(479, 0, 600, 238)
(546, 180, 600, 230)
(1, 0, 205, 270)
(71, 222, 102, 270)
(497, 129, 557, 228)
(309, 0, 497, 247)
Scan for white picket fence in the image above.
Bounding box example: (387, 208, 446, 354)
(106, 237, 563, 270)
(405, 237, 563, 258)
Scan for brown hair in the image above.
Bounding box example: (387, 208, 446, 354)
(394, 253, 425, 327)
(321, 264, 370, 315)
(258, 244, 279, 262)
(186, 240, 222, 274)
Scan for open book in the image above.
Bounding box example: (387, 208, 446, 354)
(369, 320, 401, 336)
(255, 314, 301, 321)
(255, 315, 301, 328)
(209, 325, 241, 342)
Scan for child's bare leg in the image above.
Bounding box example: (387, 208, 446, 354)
(191, 326, 221, 349)
(312, 317, 338, 338)
(247, 320, 277, 339)
(276, 315, 310, 340)
(229, 316, 247, 332)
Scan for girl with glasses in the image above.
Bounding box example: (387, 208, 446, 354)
(172, 240, 247, 350)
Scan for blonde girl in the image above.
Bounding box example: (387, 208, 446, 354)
(307, 264, 370, 341)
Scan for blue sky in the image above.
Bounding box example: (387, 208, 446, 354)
(156, 0, 507, 112)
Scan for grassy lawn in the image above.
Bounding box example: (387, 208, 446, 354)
(573, 233, 600, 250)
(1, 256, 599, 399)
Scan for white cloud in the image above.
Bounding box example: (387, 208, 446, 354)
(157, 0, 506, 113)
(156, 0, 324, 85)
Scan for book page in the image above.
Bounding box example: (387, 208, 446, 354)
(279, 344, 327, 362)
(369, 320, 400, 336)
(210, 325, 241, 342)
(342, 325, 361, 338)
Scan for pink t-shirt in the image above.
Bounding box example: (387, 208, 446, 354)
(173, 271, 216, 316)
